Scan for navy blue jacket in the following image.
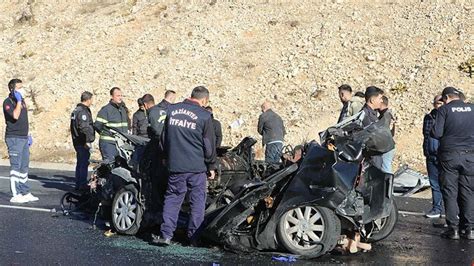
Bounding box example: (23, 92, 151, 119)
(147, 104, 168, 140)
(161, 99, 216, 173)
(431, 100, 474, 153)
(422, 109, 439, 157)
(70, 103, 95, 146)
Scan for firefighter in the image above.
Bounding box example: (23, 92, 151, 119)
(70, 91, 95, 191)
(94, 87, 130, 161)
(153, 86, 216, 246)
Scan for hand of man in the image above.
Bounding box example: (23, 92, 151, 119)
(85, 143, 93, 152)
(14, 91, 22, 103)
(208, 170, 216, 180)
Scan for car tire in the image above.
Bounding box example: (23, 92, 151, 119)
(366, 200, 398, 243)
(111, 184, 143, 235)
(277, 205, 341, 258)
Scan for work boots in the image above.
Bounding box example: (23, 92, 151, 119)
(461, 229, 474, 240)
(441, 228, 460, 240)
(151, 234, 171, 246)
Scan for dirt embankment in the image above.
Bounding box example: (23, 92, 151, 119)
(0, 1, 472, 171)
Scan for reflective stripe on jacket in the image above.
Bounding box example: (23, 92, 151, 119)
(94, 101, 130, 143)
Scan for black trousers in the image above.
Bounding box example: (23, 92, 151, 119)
(439, 151, 474, 230)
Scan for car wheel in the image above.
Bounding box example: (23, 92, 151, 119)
(366, 200, 398, 243)
(111, 184, 143, 235)
(277, 206, 341, 258)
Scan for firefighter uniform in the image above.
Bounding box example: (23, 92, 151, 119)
(94, 101, 130, 161)
(70, 103, 95, 189)
(159, 98, 216, 242)
(432, 89, 474, 239)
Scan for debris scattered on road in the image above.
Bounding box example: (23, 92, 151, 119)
(271, 255, 297, 262)
(104, 229, 116, 237)
(393, 165, 430, 197)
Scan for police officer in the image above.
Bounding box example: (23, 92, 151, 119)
(432, 87, 474, 240)
(132, 98, 148, 138)
(94, 87, 130, 161)
(70, 91, 95, 191)
(153, 86, 216, 246)
(3, 79, 38, 203)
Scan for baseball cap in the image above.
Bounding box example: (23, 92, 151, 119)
(441, 87, 461, 98)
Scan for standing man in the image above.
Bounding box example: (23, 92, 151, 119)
(94, 87, 130, 161)
(132, 98, 148, 138)
(379, 96, 396, 174)
(70, 91, 95, 191)
(145, 91, 176, 140)
(361, 86, 384, 127)
(423, 95, 444, 218)
(337, 84, 364, 123)
(258, 101, 286, 164)
(3, 79, 38, 203)
(205, 106, 223, 148)
(360, 86, 385, 170)
(142, 93, 173, 210)
(432, 87, 474, 240)
(157, 90, 176, 110)
(153, 86, 216, 246)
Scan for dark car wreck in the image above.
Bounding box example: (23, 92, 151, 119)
(201, 112, 398, 258)
(61, 112, 397, 258)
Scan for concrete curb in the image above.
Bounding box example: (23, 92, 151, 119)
(0, 159, 77, 171)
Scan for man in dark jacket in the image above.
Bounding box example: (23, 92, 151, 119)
(142, 93, 173, 208)
(94, 87, 130, 161)
(379, 96, 396, 174)
(157, 90, 176, 110)
(132, 98, 148, 137)
(153, 86, 216, 246)
(360, 86, 385, 169)
(205, 106, 223, 148)
(258, 101, 286, 164)
(361, 86, 384, 127)
(70, 91, 95, 190)
(432, 87, 474, 240)
(423, 95, 444, 218)
(144, 91, 176, 140)
(3, 79, 38, 203)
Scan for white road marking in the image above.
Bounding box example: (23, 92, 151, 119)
(0, 204, 56, 213)
(0, 175, 75, 185)
(399, 210, 426, 216)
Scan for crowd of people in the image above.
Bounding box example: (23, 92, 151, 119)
(2, 78, 473, 242)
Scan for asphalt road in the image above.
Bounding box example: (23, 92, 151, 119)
(0, 166, 473, 265)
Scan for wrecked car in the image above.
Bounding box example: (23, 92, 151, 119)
(61, 111, 398, 258)
(61, 128, 274, 235)
(201, 112, 398, 258)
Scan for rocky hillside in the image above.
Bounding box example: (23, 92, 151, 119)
(0, 0, 472, 171)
